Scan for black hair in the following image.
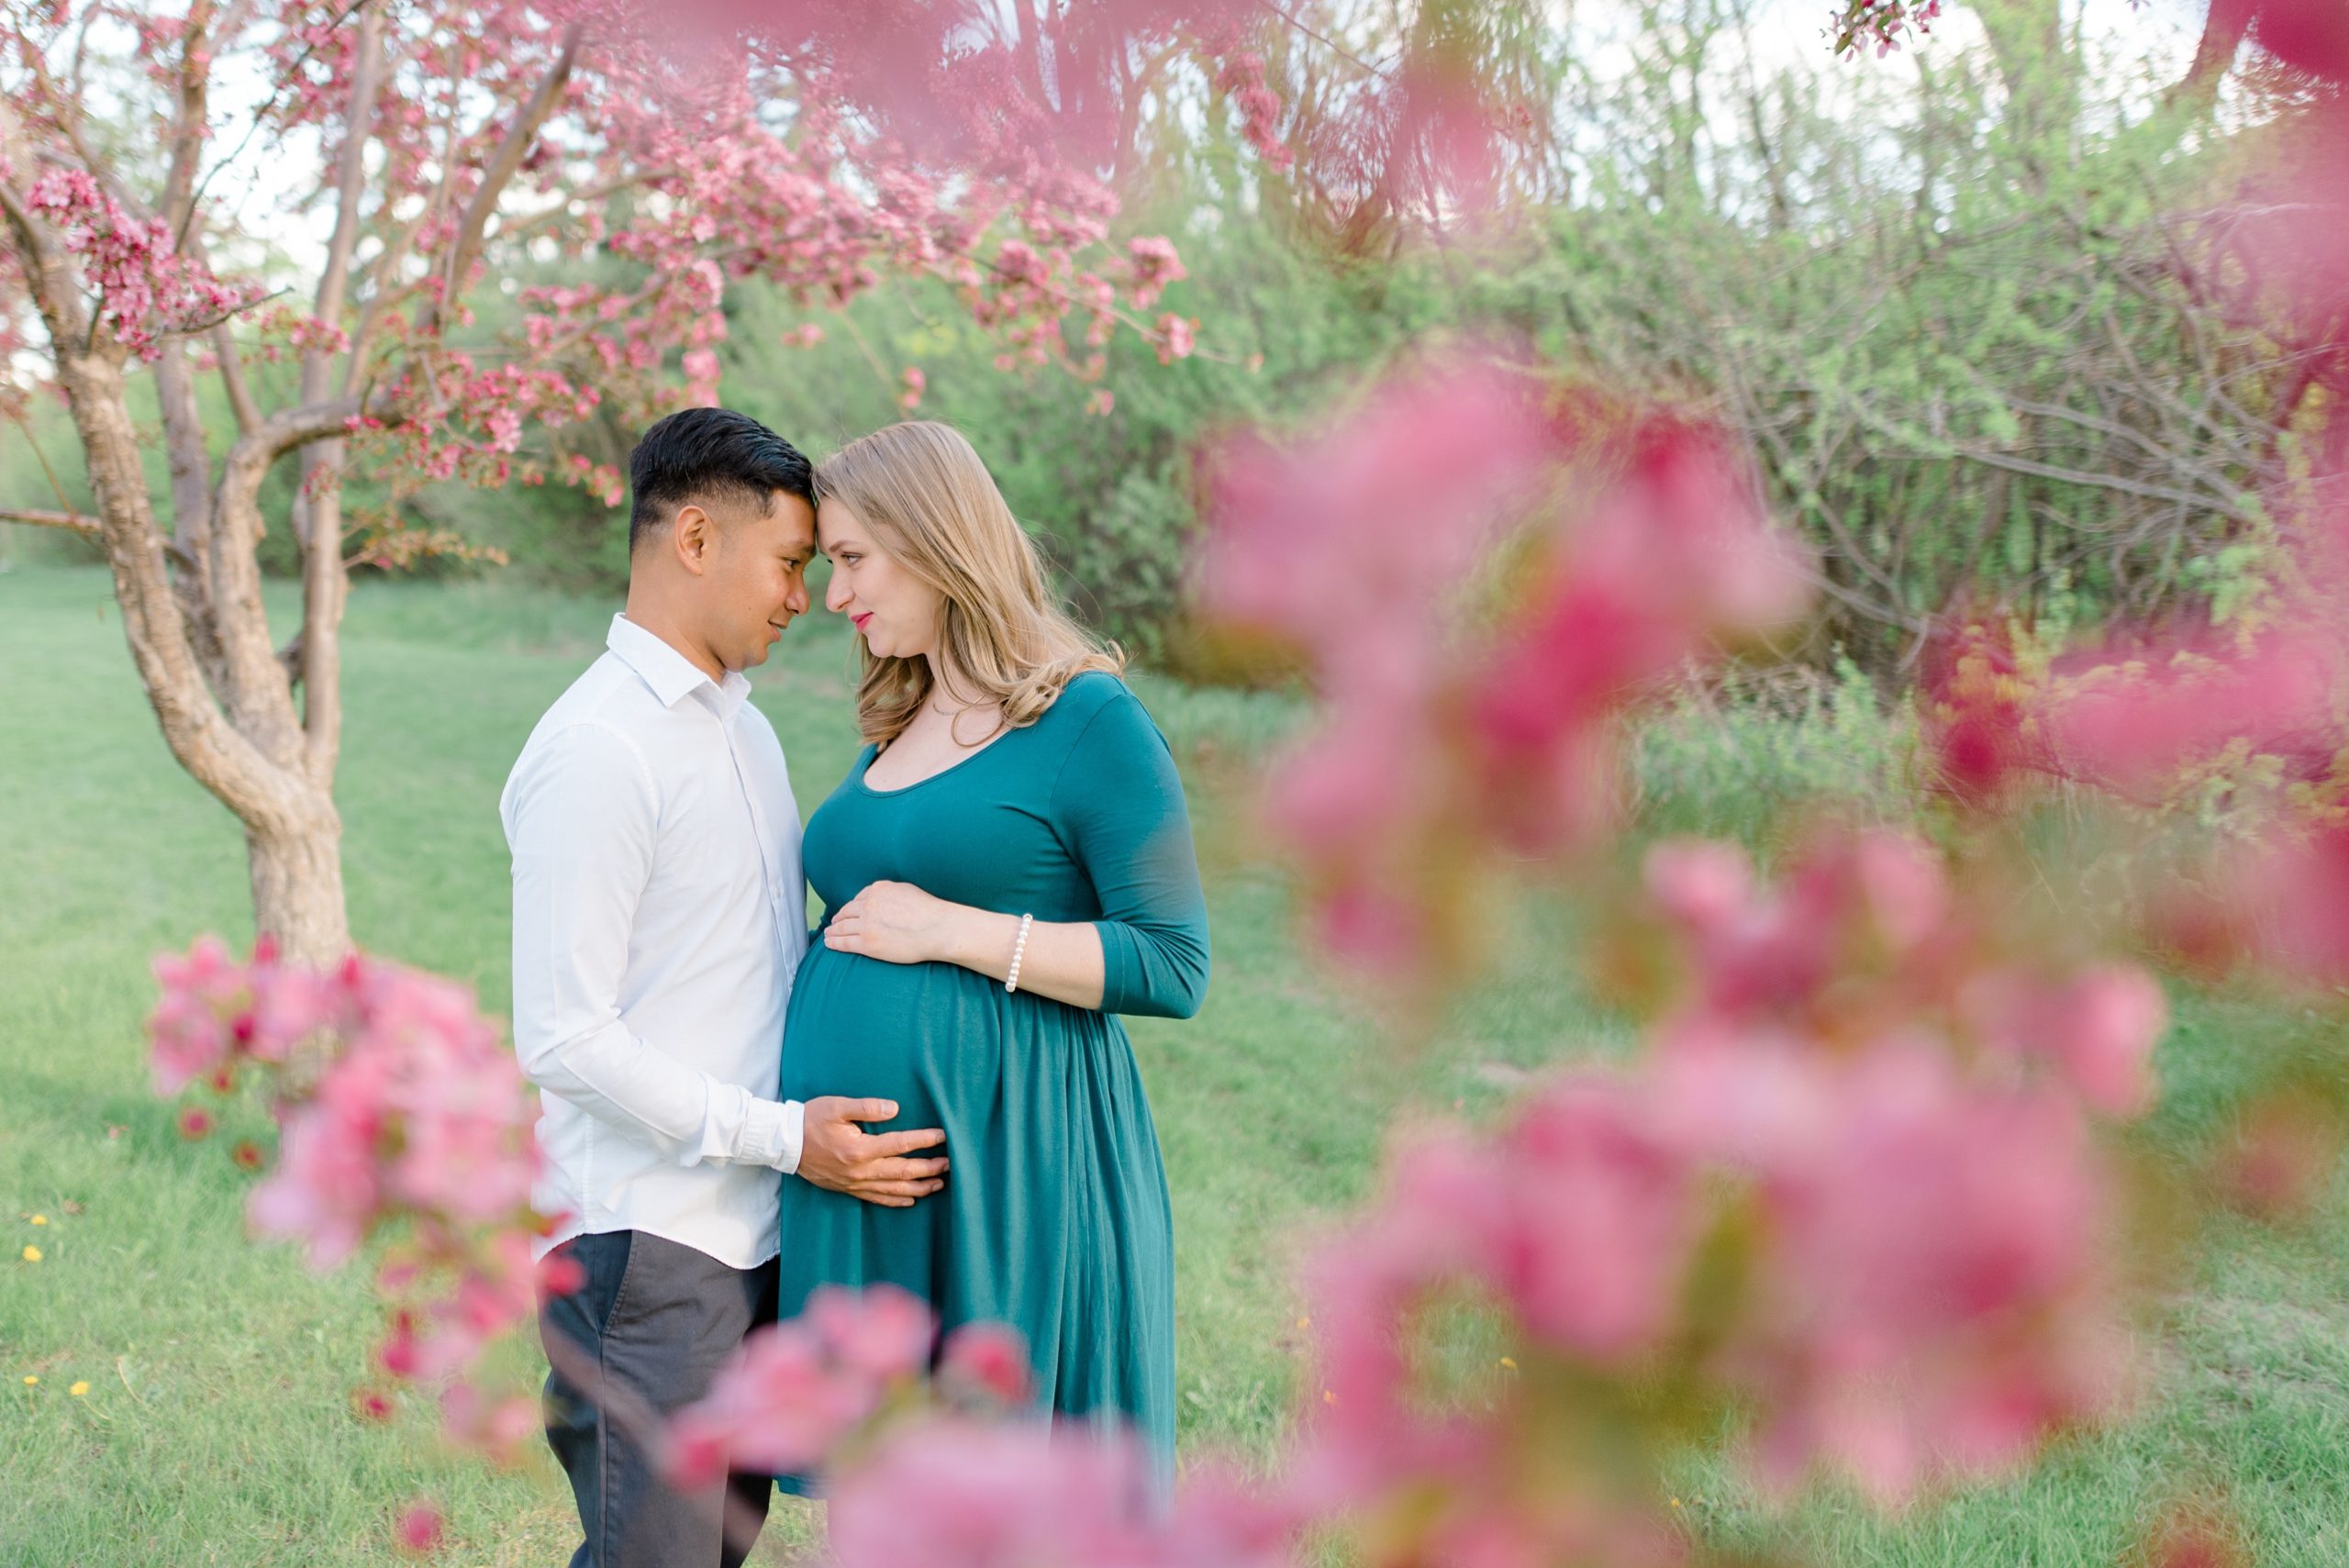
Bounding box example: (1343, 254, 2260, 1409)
(626, 407, 814, 551)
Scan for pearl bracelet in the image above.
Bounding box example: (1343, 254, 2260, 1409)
(1004, 912, 1034, 994)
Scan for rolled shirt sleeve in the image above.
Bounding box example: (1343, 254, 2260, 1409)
(507, 720, 802, 1171)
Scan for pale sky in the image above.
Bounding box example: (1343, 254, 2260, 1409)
(169, 0, 2230, 288)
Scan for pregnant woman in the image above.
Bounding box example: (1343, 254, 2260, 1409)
(773, 421, 1208, 1488)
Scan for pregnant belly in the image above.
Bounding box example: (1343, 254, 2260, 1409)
(778, 945, 1014, 1136)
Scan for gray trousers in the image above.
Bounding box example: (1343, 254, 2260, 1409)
(540, 1230, 779, 1568)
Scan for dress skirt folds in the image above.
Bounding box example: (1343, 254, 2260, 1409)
(772, 673, 1208, 1493)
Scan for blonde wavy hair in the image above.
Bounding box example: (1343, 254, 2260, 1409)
(814, 421, 1123, 749)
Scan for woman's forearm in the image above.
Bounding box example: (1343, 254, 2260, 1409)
(939, 906, 1106, 1010)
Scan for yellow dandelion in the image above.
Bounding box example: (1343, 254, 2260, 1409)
(1498, 1356, 1518, 1370)
(1669, 1498, 1684, 1509)
(1296, 1316, 1309, 1329)
(29, 1215, 47, 1226)
(69, 1382, 89, 1397)
(21, 1375, 36, 1386)
(20, 1245, 40, 1262)
(1322, 1389, 1337, 1405)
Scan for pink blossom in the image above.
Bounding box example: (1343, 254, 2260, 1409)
(250, 1110, 381, 1269)
(2040, 629, 2343, 804)
(828, 1417, 1298, 1568)
(939, 1323, 1034, 1407)
(150, 938, 545, 1449)
(1199, 358, 1553, 695)
(1918, 611, 2046, 807)
(1124, 235, 1188, 306)
(1642, 839, 1754, 933)
(148, 935, 246, 1094)
(394, 1500, 443, 1555)
(24, 170, 263, 361)
(1960, 965, 2167, 1118)
(1727, 1046, 2122, 1501)
(1154, 313, 1196, 364)
(807, 1283, 936, 1380)
(665, 1288, 933, 1485)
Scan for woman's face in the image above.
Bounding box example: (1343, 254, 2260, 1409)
(819, 496, 945, 662)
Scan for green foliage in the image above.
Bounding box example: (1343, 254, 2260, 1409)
(1631, 659, 1922, 844)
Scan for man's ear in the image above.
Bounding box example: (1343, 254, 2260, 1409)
(672, 504, 715, 574)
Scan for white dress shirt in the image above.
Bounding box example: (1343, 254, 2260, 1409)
(502, 614, 808, 1269)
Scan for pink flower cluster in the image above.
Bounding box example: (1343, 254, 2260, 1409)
(830, 1421, 1295, 1568)
(149, 937, 552, 1448)
(25, 170, 262, 361)
(1200, 358, 1808, 976)
(672, 1283, 1296, 1568)
(1642, 830, 2166, 1117)
(8, 0, 1203, 553)
(1296, 828, 2152, 1550)
(1828, 0, 1943, 59)
(1211, 48, 1293, 170)
(666, 1284, 936, 1485)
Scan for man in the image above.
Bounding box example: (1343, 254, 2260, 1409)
(501, 407, 950, 1568)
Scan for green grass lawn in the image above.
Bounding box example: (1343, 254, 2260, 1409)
(6, 564, 2349, 1566)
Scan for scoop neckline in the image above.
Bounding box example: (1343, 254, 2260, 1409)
(853, 717, 1022, 797)
(851, 673, 1116, 798)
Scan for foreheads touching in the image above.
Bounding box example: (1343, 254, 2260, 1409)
(627, 406, 815, 560)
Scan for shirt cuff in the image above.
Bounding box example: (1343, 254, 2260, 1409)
(743, 1095, 805, 1173)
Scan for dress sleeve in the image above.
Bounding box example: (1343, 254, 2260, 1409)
(1051, 687, 1210, 1018)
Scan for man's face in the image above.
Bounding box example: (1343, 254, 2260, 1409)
(701, 488, 818, 672)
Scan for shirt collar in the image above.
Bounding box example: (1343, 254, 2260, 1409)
(607, 615, 751, 716)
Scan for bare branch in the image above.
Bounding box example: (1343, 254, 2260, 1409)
(296, 0, 389, 784)
(179, 0, 374, 247)
(2, 403, 80, 516)
(420, 22, 584, 337)
(1257, 0, 1392, 80)
(0, 506, 101, 536)
(1942, 446, 2253, 517)
(159, 0, 217, 235)
(310, 9, 384, 343)
(211, 321, 263, 434)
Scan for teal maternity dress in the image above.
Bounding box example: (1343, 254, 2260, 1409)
(773, 672, 1208, 1488)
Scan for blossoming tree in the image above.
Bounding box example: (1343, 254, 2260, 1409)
(0, 0, 1219, 962)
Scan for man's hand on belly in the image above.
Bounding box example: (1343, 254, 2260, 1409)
(797, 1096, 949, 1207)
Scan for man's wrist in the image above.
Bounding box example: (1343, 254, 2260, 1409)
(775, 1097, 805, 1176)
(744, 1095, 805, 1173)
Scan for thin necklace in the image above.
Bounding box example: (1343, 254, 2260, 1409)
(929, 688, 998, 745)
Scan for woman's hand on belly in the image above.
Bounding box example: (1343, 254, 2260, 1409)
(826, 880, 1109, 1009)
(824, 880, 960, 965)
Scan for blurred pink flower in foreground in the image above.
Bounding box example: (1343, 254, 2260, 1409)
(1199, 356, 1809, 978)
(149, 939, 550, 1452)
(1294, 827, 2150, 1540)
(672, 1285, 1297, 1567)
(831, 1419, 1297, 1568)
(666, 1284, 934, 1485)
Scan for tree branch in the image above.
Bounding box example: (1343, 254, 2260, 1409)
(211, 320, 263, 434)
(0, 506, 101, 536)
(1257, 0, 1392, 80)
(159, 0, 217, 236)
(419, 22, 583, 338)
(297, 0, 389, 783)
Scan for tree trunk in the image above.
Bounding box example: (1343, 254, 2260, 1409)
(247, 800, 351, 966)
(6, 235, 360, 970)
